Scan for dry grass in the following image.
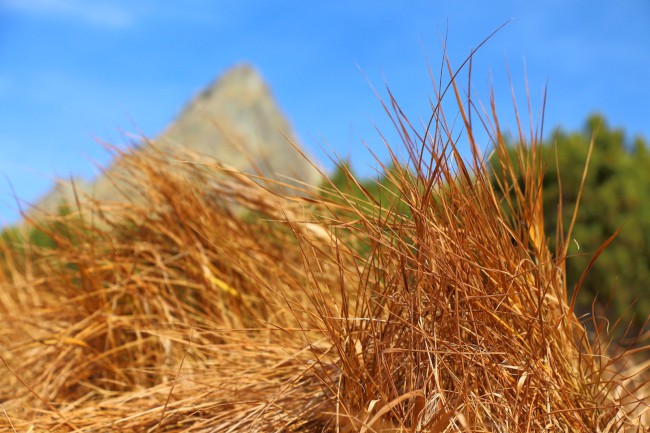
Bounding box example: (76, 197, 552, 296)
(0, 53, 648, 432)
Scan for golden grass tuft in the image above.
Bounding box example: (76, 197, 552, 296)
(0, 53, 648, 432)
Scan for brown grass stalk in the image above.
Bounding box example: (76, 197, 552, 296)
(0, 48, 647, 432)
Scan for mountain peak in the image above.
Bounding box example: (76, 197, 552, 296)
(182, 64, 266, 117)
(28, 64, 321, 219)
(202, 63, 263, 95)
(157, 63, 317, 183)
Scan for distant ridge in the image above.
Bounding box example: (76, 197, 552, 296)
(29, 64, 321, 218)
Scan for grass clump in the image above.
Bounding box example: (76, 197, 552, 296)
(0, 52, 648, 432)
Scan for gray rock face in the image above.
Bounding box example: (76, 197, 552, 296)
(157, 64, 320, 184)
(28, 64, 321, 218)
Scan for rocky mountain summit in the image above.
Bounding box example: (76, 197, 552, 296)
(30, 64, 321, 218)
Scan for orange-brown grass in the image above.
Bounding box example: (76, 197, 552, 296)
(0, 57, 648, 432)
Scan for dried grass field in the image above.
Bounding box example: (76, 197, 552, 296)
(0, 52, 648, 432)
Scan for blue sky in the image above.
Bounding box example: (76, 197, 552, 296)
(1, 1, 649, 224)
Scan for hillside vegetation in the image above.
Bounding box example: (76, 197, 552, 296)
(0, 61, 648, 431)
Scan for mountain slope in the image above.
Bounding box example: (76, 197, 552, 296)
(29, 64, 321, 218)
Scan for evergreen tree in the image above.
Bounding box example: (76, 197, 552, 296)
(541, 114, 650, 331)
